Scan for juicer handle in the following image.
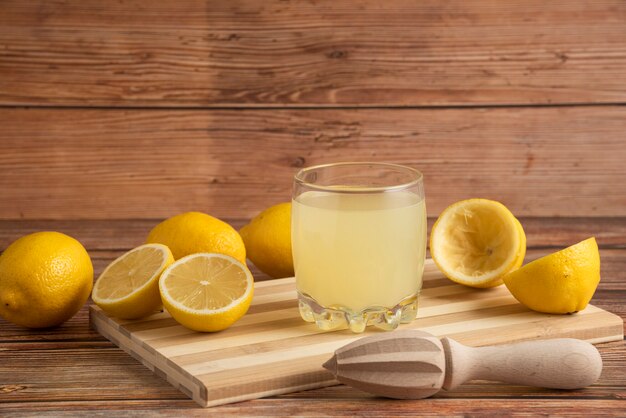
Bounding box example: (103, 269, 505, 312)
(441, 337, 602, 390)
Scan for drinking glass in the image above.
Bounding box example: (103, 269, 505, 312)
(292, 162, 426, 333)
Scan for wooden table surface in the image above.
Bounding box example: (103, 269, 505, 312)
(1, 0, 626, 415)
(0, 218, 624, 416)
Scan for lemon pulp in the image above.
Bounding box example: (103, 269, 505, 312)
(159, 253, 253, 332)
(92, 244, 173, 319)
(430, 199, 526, 288)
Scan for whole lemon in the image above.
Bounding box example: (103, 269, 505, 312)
(240, 202, 294, 278)
(0, 231, 93, 328)
(503, 237, 600, 314)
(146, 212, 246, 263)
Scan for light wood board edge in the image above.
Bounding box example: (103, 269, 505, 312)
(89, 302, 623, 408)
(90, 305, 208, 406)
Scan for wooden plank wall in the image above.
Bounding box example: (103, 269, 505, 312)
(1, 0, 625, 220)
(1, 2, 625, 415)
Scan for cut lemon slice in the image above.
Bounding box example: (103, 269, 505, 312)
(159, 253, 254, 332)
(430, 199, 526, 288)
(92, 244, 174, 319)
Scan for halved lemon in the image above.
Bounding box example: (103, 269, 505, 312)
(430, 199, 526, 288)
(92, 244, 174, 319)
(159, 253, 254, 332)
(503, 237, 600, 314)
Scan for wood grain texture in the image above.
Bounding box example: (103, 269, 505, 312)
(1, 0, 624, 413)
(1, 0, 625, 107)
(2, 396, 626, 416)
(2, 218, 625, 252)
(89, 259, 623, 407)
(1, 342, 625, 403)
(1, 220, 625, 414)
(1, 107, 625, 219)
(441, 337, 603, 390)
(323, 330, 604, 398)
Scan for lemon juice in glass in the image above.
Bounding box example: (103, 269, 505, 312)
(292, 162, 426, 333)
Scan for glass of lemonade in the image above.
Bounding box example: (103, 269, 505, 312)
(292, 162, 426, 333)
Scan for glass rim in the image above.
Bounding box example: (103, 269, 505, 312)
(294, 162, 423, 193)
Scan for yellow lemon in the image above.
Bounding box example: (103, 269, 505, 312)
(0, 231, 93, 328)
(240, 202, 293, 278)
(503, 237, 600, 314)
(159, 253, 254, 332)
(430, 199, 526, 288)
(146, 212, 246, 263)
(92, 244, 174, 319)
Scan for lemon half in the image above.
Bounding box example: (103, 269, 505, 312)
(92, 244, 174, 319)
(430, 199, 526, 288)
(503, 237, 600, 314)
(159, 253, 254, 332)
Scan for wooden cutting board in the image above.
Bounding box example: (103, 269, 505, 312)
(90, 259, 623, 408)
